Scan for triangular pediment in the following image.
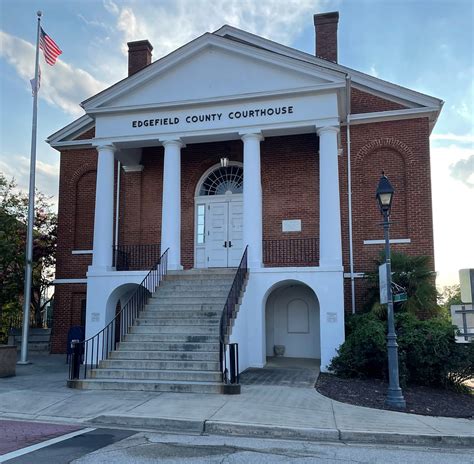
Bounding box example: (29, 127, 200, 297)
(83, 33, 345, 112)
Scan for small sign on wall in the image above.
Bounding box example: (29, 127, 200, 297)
(282, 219, 301, 232)
(91, 312, 100, 322)
(327, 312, 337, 323)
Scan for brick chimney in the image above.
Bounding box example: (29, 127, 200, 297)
(127, 40, 153, 76)
(313, 12, 339, 63)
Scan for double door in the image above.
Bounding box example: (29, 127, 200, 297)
(206, 200, 243, 267)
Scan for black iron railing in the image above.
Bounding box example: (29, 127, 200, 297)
(263, 238, 318, 266)
(219, 246, 248, 384)
(113, 244, 161, 271)
(69, 248, 169, 381)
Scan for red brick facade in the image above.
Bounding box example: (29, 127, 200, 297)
(52, 91, 434, 352)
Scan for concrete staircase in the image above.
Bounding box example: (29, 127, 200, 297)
(8, 328, 51, 354)
(70, 268, 239, 393)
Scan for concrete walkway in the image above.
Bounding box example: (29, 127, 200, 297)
(0, 355, 472, 447)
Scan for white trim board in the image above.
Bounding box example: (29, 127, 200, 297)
(71, 250, 93, 254)
(364, 238, 411, 245)
(344, 272, 365, 278)
(53, 278, 87, 284)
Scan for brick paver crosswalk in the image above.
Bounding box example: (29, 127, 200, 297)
(0, 420, 81, 455)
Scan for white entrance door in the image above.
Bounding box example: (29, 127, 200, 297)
(207, 200, 243, 267)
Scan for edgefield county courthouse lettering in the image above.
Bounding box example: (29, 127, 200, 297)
(132, 105, 295, 128)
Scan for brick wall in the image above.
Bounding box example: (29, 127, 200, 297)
(51, 284, 86, 353)
(351, 88, 407, 114)
(52, 148, 97, 351)
(339, 117, 434, 312)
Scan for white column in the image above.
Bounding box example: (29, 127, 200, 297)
(318, 126, 342, 268)
(91, 144, 115, 270)
(160, 139, 183, 270)
(241, 132, 263, 269)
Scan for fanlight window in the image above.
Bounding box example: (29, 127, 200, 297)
(199, 166, 243, 196)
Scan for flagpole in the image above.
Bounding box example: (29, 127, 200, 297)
(19, 11, 42, 364)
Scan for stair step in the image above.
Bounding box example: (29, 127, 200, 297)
(148, 297, 226, 305)
(69, 378, 223, 394)
(99, 359, 220, 371)
(9, 328, 52, 336)
(12, 342, 50, 352)
(167, 268, 236, 275)
(138, 310, 221, 318)
(130, 325, 219, 334)
(154, 290, 229, 299)
(136, 318, 220, 326)
(117, 341, 220, 352)
(157, 282, 233, 290)
(165, 275, 234, 281)
(90, 368, 221, 382)
(110, 350, 220, 361)
(124, 333, 219, 343)
(14, 334, 51, 342)
(145, 304, 223, 311)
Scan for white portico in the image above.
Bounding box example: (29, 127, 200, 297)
(75, 28, 347, 372)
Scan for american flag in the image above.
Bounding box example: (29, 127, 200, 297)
(39, 27, 62, 66)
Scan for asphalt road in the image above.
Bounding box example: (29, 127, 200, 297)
(3, 427, 473, 464)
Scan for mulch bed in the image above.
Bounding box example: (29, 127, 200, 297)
(316, 373, 474, 418)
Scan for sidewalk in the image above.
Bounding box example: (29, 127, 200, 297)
(0, 355, 472, 447)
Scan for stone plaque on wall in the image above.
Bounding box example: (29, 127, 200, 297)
(282, 219, 301, 232)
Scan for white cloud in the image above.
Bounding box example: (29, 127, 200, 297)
(0, 30, 109, 117)
(369, 65, 379, 78)
(431, 133, 474, 143)
(104, 0, 322, 58)
(103, 0, 120, 15)
(77, 13, 112, 32)
(450, 155, 474, 189)
(0, 155, 60, 205)
(454, 100, 472, 121)
(430, 142, 474, 287)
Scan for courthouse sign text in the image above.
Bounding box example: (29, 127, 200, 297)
(131, 105, 294, 128)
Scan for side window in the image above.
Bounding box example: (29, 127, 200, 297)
(197, 204, 205, 244)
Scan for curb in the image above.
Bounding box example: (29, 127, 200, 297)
(339, 430, 474, 447)
(89, 415, 204, 434)
(87, 415, 474, 448)
(205, 421, 339, 442)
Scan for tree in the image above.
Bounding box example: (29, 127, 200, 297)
(439, 285, 462, 310)
(0, 173, 57, 341)
(363, 251, 439, 319)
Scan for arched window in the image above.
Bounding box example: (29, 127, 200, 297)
(198, 165, 243, 196)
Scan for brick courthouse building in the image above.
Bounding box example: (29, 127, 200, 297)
(48, 12, 442, 390)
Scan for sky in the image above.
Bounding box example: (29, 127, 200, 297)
(0, 0, 473, 289)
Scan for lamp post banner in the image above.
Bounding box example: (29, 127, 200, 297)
(379, 263, 389, 304)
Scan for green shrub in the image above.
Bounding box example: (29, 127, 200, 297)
(329, 312, 474, 391)
(329, 313, 387, 379)
(396, 313, 454, 387)
(446, 342, 474, 391)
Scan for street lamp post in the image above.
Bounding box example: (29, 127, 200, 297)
(376, 173, 406, 409)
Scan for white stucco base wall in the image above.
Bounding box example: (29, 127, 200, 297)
(229, 266, 345, 373)
(85, 269, 148, 342)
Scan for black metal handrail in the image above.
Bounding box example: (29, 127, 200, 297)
(263, 237, 318, 266)
(69, 248, 169, 381)
(219, 246, 248, 384)
(113, 244, 161, 271)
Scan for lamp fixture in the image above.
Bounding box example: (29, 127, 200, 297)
(376, 172, 395, 215)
